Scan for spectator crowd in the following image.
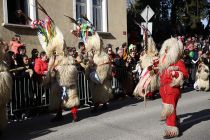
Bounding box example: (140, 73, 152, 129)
(1, 34, 210, 120)
(2, 34, 210, 95)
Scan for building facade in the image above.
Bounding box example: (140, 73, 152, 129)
(0, 0, 127, 55)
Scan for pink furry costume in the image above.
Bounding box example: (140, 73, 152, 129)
(31, 2, 79, 122)
(0, 36, 13, 133)
(133, 37, 159, 100)
(159, 38, 188, 139)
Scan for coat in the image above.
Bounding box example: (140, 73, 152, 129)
(34, 58, 48, 77)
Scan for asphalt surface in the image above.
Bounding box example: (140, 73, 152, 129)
(1, 88, 210, 140)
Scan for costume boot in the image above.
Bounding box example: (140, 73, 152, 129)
(71, 107, 78, 122)
(51, 106, 63, 122)
(163, 126, 179, 139)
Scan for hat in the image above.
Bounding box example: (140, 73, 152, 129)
(105, 43, 112, 49)
(128, 44, 136, 52)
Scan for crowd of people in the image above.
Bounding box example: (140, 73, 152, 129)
(3, 34, 43, 79)
(2, 34, 210, 96)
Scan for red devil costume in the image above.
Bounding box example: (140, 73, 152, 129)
(159, 38, 189, 139)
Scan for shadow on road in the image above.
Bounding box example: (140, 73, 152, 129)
(0, 97, 140, 140)
(79, 97, 140, 118)
(181, 86, 195, 94)
(178, 109, 210, 135)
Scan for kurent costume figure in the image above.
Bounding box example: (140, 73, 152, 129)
(68, 16, 113, 111)
(0, 36, 13, 134)
(32, 3, 79, 122)
(133, 37, 159, 100)
(194, 63, 209, 91)
(159, 38, 188, 139)
(85, 33, 113, 111)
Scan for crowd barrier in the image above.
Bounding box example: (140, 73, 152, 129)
(7, 69, 128, 120)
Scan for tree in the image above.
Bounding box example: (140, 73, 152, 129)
(127, 0, 209, 44)
(171, 0, 209, 34)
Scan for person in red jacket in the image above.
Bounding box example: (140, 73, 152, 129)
(34, 51, 48, 78)
(159, 38, 189, 139)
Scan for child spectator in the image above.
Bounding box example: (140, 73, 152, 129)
(10, 34, 24, 54)
(34, 51, 48, 78)
(29, 49, 39, 68)
(16, 46, 26, 67)
(18, 55, 34, 78)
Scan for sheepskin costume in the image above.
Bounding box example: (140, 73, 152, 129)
(194, 63, 209, 91)
(133, 37, 159, 99)
(85, 33, 113, 106)
(45, 43, 80, 122)
(55, 56, 79, 108)
(34, 15, 80, 121)
(0, 38, 12, 131)
(159, 38, 189, 139)
(67, 16, 112, 109)
(140, 37, 158, 69)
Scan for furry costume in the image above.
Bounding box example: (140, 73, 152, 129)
(194, 63, 209, 91)
(55, 56, 79, 108)
(140, 37, 158, 69)
(0, 38, 13, 131)
(133, 37, 159, 99)
(159, 38, 188, 138)
(85, 33, 113, 106)
(32, 10, 79, 121)
(67, 16, 112, 110)
(44, 37, 80, 121)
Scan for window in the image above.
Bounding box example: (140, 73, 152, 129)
(93, 0, 102, 31)
(74, 0, 107, 32)
(76, 0, 87, 20)
(3, 0, 36, 26)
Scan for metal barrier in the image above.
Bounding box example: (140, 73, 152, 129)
(7, 69, 127, 120)
(7, 71, 92, 120)
(77, 72, 92, 107)
(8, 76, 50, 119)
(112, 68, 128, 95)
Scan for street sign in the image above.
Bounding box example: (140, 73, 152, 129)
(140, 5, 154, 22)
(141, 22, 152, 35)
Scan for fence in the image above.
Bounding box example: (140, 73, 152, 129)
(7, 69, 128, 120)
(7, 71, 92, 120)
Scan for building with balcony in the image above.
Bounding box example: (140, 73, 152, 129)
(0, 0, 127, 55)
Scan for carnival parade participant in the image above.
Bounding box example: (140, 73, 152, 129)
(0, 35, 13, 134)
(31, 2, 79, 122)
(159, 38, 189, 139)
(194, 63, 209, 91)
(133, 37, 159, 100)
(67, 15, 113, 112)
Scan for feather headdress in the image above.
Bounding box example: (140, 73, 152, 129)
(65, 15, 96, 44)
(65, 15, 103, 52)
(134, 20, 151, 49)
(31, 1, 64, 57)
(146, 37, 158, 56)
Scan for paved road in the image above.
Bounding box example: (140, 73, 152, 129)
(1, 88, 210, 140)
